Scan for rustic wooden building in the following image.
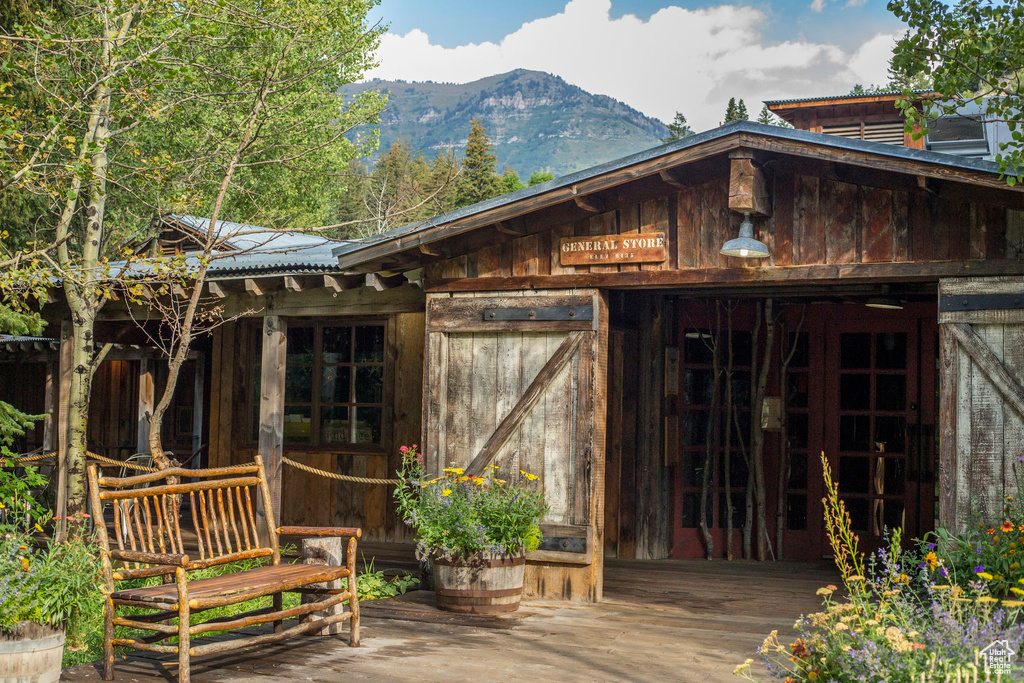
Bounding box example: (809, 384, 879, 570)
(323, 119, 1024, 600)
(29, 117, 1024, 604)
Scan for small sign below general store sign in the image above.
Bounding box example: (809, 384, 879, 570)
(559, 233, 667, 266)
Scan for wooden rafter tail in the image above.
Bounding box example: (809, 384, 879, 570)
(465, 330, 586, 475)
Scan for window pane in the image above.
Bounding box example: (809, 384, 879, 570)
(285, 366, 313, 403)
(354, 406, 382, 444)
(876, 333, 907, 370)
(321, 406, 351, 444)
(287, 327, 315, 364)
(322, 326, 351, 363)
(839, 456, 870, 493)
(840, 374, 871, 410)
(840, 415, 871, 451)
(355, 366, 384, 403)
(355, 326, 384, 363)
(321, 366, 352, 404)
(787, 494, 807, 530)
(840, 333, 871, 369)
(283, 406, 311, 443)
(875, 375, 906, 411)
(788, 452, 808, 490)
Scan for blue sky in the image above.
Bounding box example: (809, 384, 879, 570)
(364, 0, 907, 131)
(371, 0, 904, 53)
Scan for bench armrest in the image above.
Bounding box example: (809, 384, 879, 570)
(277, 525, 362, 539)
(110, 549, 190, 566)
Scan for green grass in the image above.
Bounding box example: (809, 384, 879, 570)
(63, 556, 418, 667)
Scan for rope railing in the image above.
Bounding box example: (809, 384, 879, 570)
(282, 456, 398, 485)
(4, 451, 396, 483)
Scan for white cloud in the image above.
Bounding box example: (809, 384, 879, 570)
(366, 0, 902, 131)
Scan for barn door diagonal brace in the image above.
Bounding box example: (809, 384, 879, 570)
(950, 322, 1024, 420)
(465, 330, 586, 475)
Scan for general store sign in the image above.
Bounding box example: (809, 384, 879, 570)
(559, 233, 667, 266)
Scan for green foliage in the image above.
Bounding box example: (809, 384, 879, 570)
(737, 454, 1024, 681)
(500, 166, 525, 194)
(454, 118, 502, 208)
(528, 171, 555, 186)
(756, 105, 792, 128)
(393, 445, 548, 561)
(724, 98, 749, 123)
(0, 447, 49, 532)
(661, 111, 695, 141)
(923, 460, 1024, 597)
(0, 293, 45, 446)
(0, 526, 103, 649)
(357, 556, 418, 600)
(889, 0, 1024, 182)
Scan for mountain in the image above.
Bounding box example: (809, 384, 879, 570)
(342, 69, 670, 178)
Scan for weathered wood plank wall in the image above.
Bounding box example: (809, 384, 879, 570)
(939, 277, 1024, 532)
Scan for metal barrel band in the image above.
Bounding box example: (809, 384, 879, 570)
(435, 587, 522, 599)
(281, 456, 399, 485)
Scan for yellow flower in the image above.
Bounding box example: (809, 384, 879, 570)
(978, 572, 995, 580)
(833, 622, 849, 631)
(443, 467, 465, 476)
(441, 489, 451, 497)
(924, 551, 938, 570)
(1002, 599, 1024, 608)
(520, 469, 539, 481)
(33, 523, 43, 533)
(977, 596, 999, 604)
(847, 575, 866, 583)
(1011, 587, 1024, 597)
(473, 477, 486, 486)
(0, 501, 5, 509)
(732, 659, 753, 675)
(20, 557, 29, 571)
(816, 587, 834, 596)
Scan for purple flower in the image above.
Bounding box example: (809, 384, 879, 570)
(928, 543, 937, 549)
(940, 567, 949, 578)
(975, 565, 986, 573)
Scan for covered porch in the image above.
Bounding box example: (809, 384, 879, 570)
(60, 558, 837, 682)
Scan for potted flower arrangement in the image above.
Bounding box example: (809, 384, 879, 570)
(394, 445, 547, 613)
(1, 450, 102, 682)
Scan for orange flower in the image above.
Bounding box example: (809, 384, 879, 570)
(1003, 521, 1015, 533)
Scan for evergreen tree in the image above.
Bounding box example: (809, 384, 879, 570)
(724, 97, 749, 123)
(756, 104, 792, 128)
(736, 99, 749, 121)
(661, 112, 695, 142)
(455, 118, 502, 207)
(528, 171, 555, 186)
(501, 166, 525, 194)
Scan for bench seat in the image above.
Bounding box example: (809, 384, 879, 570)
(113, 563, 351, 606)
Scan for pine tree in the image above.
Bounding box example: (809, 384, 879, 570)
(501, 166, 525, 194)
(724, 98, 749, 124)
(455, 118, 502, 207)
(528, 171, 555, 186)
(661, 112, 695, 142)
(736, 99, 749, 121)
(756, 104, 793, 128)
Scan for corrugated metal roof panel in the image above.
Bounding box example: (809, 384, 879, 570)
(764, 89, 934, 106)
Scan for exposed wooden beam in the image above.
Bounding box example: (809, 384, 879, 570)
(365, 272, 405, 292)
(171, 283, 187, 298)
(425, 259, 1024, 293)
(245, 278, 263, 297)
(659, 169, 686, 188)
(207, 281, 227, 298)
(419, 243, 444, 257)
(284, 276, 303, 292)
(728, 149, 771, 217)
(494, 221, 524, 236)
(573, 193, 605, 214)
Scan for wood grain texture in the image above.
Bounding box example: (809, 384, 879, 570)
(676, 187, 700, 268)
(619, 204, 640, 273)
(793, 175, 823, 265)
(641, 198, 670, 272)
(822, 179, 859, 264)
(860, 187, 894, 263)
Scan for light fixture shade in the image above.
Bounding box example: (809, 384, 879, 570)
(721, 216, 769, 258)
(865, 298, 904, 310)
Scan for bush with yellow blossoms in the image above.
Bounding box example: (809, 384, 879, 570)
(394, 445, 547, 562)
(735, 454, 1024, 682)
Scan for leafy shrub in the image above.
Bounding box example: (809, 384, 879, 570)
(736, 454, 1024, 682)
(0, 521, 103, 650)
(0, 447, 49, 534)
(394, 445, 547, 561)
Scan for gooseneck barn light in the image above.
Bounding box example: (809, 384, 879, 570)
(720, 213, 769, 259)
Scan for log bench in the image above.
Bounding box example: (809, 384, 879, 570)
(86, 455, 360, 683)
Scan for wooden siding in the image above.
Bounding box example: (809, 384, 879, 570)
(423, 171, 1022, 292)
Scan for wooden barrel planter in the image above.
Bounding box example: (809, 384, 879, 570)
(433, 554, 526, 614)
(0, 624, 65, 683)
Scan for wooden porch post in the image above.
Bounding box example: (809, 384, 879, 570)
(136, 354, 154, 455)
(257, 315, 286, 541)
(55, 319, 73, 540)
(191, 352, 205, 466)
(42, 356, 57, 452)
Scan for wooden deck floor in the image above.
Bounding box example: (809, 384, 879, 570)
(61, 558, 837, 683)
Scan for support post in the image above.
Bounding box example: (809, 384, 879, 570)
(56, 319, 73, 541)
(257, 315, 286, 542)
(42, 356, 57, 452)
(137, 354, 154, 455)
(191, 353, 205, 467)
(301, 537, 345, 635)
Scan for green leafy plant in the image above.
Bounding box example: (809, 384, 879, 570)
(736, 453, 1024, 682)
(0, 446, 49, 533)
(0, 519, 103, 650)
(394, 445, 548, 561)
(357, 557, 418, 601)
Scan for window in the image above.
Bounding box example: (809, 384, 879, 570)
(249, 320, 387, 449)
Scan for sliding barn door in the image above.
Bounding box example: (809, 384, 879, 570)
(424, 291, 606, 601)
(939, 277, 1024, 532)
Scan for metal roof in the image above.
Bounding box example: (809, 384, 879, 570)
(763, 89, 935, 106)
(332, 120, 1016, 266)
(115, 215, 367, 279)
